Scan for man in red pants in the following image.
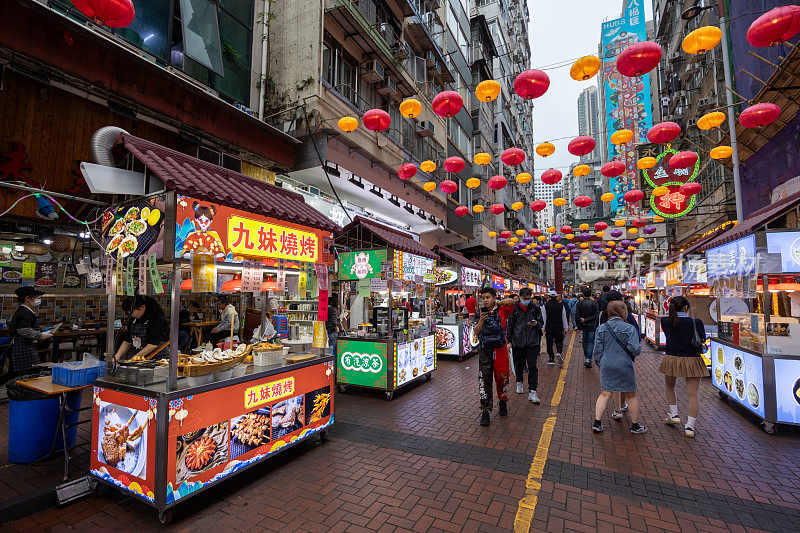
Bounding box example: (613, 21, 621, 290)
(474, 286, 516, 426)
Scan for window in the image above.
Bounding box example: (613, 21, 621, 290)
(180, 0, 224, 75)
(322, 36, 358, 104)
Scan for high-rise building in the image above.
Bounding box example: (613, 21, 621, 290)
(534, 181, 560, 229)
(577, 86, 601, 163)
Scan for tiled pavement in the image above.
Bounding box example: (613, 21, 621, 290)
(4, 332, 800, 532)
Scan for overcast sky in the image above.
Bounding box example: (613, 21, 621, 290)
(528, 0, 654, 177)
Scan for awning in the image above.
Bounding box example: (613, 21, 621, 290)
(338, 216, 437, 259)
(472, 259, 503, 278)
(119, 134, 338, 233)
(700, 190, 800, 251)
(433, 246, 481, 270)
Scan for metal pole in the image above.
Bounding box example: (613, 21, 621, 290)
(718, 9, 744, 223)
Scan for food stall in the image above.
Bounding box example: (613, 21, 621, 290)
(665, 256, 716, 366)
(643, 270, 667, 349)
(86, 135, 337, 523)
(333, 216, 437, 400)
(432, 246, 482, 361)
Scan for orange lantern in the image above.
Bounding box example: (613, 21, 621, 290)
(516, 229, 525, 236)
(596, 231, 605, 238)
(697, 111, 726, 131)
(710, 145, 733, 159)
(579, 223, 590, 231)
(536, 142, 555, 157)
(553, 197, 566, 207)
(516, 172, 532, 184)
(488, 231, 497, 237)
(546, 226, 556, 233)
(653, 186, 669, 197)
(338, 116, 358, 133)
(570, 55, 601, 81)
(628, 228, 639, 234)
(421, 160, 436, 172)
(472, 204, 484, 213)
(475, 79, 501, 102)
(637, 157, 657, 170)
(653, 216, 665, 223)
(466, 177, 481, 189)
(601, 192, 615, 202)
(610, 129, 634, 145)
(474, 152, 492, 166)
(682, 26, 722, 54)
(615, 220, 626, 227)
(423, 181, 437, 192)
(573, 164, 591, 177)
(636, 237, 645, 243)
(512, 201, 524, 210)
(399, 98, 422, 118)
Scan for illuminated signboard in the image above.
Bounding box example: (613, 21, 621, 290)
(706, 235, 756, 280)
(641, 148, 700, 218)
(393, 251, 435, 283)
(666, 262, 682, 285)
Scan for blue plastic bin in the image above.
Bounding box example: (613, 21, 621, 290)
(52, 362, 106, 387)
(7, 389, 83, 463)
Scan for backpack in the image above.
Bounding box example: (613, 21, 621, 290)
(479, 309, 506, 350)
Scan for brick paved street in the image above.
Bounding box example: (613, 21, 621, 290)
(5, 333, 800, 532)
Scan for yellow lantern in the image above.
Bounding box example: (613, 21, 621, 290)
(710, 145, 733, 159)
(697, 111, 726, 131)
(508, 241, 515, 246)
(637, 157, 657, 170)
(682, 26, 722, 54)
(423, 181, 437, 192)
(580, 242, 589, 248)
(653, 186, 669, 197)
(473, 204, 484, 213)
(536, 142, 555, 157)
(516, 172, 532, 184)
(488, 231, 497, 237)
(573, 164, 591, 177)
(466, 177, 481, 189)
(569, 55, 601, 81)
(516, 229, 525, 236)
(399, 98, 422, 118)
(510, 237, 518, 243)
(566, 234, 575, 240)
(555, 243, 563, 249)
(421, 160, 436, 172)
(579, 223, 590, 230)
(476, 79, 501, 102)
(636, 237, 645, 243)
(607, 241, 616, 247)
(546, 226, 556, 233)
(596, 231, 605, 238)
(610, 129, 634, 145)
(561, 249, 569, 255)
(553, 197, 566, 207)
(653, 216, 665, 223)
(474, 152, 492, 166)
(537, 235, 546, 241)
(512, 201, 524, 211)
(601, 192, 615, 202)
(338, 116, 358, 133)
(614, 220, 626, 227)
(601, 256, 607, 260)
(627, 246, 636, 251)
(628, 228, 638, 234)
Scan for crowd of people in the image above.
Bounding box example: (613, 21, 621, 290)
(471, 285, 707, 438)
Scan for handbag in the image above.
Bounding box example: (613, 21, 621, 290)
(689, 317, 705, 354)
(606, 324, 636, 361)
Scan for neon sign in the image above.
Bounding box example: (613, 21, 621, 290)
(641, 148, 699, 218)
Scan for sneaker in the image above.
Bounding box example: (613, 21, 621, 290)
(556, 353, 564, 365)
(498, 401, 508, 416)
(592, 420, 603, 433)
(516, 382, 524, 394)
(619, 404, 629, 413)
(631, 423, 649, 434)
(611, 410, 624, 420)
(480, 411, 491, 426)
(665, 414, 681, 425)
(684, 426, 696, 438)
(529, 391, 540, 404)
(547, 359, 555, 366)
(584, 359, 592, 368)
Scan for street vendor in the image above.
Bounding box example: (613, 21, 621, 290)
(114, 295, 170, 361)
(250, 311, 276, 343)
(209, 294, 239, 345)
(6, 286, 52, 377)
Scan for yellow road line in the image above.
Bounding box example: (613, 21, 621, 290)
(514, 331, 576, 533)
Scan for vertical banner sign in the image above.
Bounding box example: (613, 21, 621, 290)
(318, 289, 329, 321)
(191, 253, 216, 293)
(315, 263, 330, 291)
(240, 260, 262, 293)
(298, 271, 307, 294)
(21, 262, 36, 281)
(115, 257, 124, 296)
(105, 258, 114, 295)
(138, 255, 148, 295)
(601, 0, 653, 217)
(125, 257, 136, 296)
(277, 270, 286, 291)
(149, 253, 164, 294)
(313, 321, 327, 348)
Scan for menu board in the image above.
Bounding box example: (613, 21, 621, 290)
(435, 325, 460, 355)
(393, 251, 435, 283)
(434, 267, 458, 286)
(665, 262, 682, 285)
(706, 235, 756, 280)
(774, 358, 800, 424)
(645, 316, 657, 344)
(682, 256, 708, 284)
(709, 339, 765, 419)
(766, 231, 800, 273)
(461, 267, 481, 287)
(395, 335, 435, 387)
(491, 275, 504, 290)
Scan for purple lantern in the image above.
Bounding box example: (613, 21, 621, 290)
(550, 235, 561, 243)
(643, 226, 657, 235)
(567, 243, 577, 250)
(610, 229, 623, 238)
(579, 232, 591, 241)
(523, 236, 533, 243)
(497, 238, 507, 244)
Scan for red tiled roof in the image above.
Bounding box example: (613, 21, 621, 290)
(119, 134, 338, 233)
(700, 191, 800, 251)
(472, 259, 503, 278)
(433, 246, 481, 269)
(340, 216, 437, 259)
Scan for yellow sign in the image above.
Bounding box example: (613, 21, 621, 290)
(299, 271, 307, 293)
(666, 262, 683, 285)
(227, 215, 319, 262)
(21, 262, 36, 278)
(646, 272, 655, 288)
(244, 376, 295, 410)
(313, 321, 327, 348)
(191, 253, 216, 293)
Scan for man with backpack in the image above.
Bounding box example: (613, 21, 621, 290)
(506, 287, 544, 404)
(543, 290, 569, 365)
(575, 287, 600, 368)
(474, 286, 516, 426)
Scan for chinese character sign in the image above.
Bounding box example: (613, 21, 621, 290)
(191, 253, 216, 293)
(228, 215, 319, 262)
(641, 148, 700, 218)
(601, 2, 654, 216)
(244, 377, 296, 410)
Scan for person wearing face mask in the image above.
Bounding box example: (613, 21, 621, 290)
(7, 287, 52, 376)
(506, 287, 544, 403)
(114, 296, 169, 361)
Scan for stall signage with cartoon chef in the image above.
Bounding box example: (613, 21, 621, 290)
(337, 250, 387, 280)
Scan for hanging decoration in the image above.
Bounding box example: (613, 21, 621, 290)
(746, 5, 800, 47)
(546, 226, 556, 233)
(653, 186, 669, 197)
(600, 192, 615, 202)
(501, 147, 526, 166)
(610, 129, 634, 145)
(490, 203, 505, 214)
(579, 223, 590, 231)
(399, 99, 422, 118)
(440, 180, 458, 194)
(423, 181, 437, 192)
(739, 103, 781, 128)
(574, 195, 592, 208)
(710, 145, 733, 159)
(515, 229, 525, 236)
(420, 160, 436, 172)
(561, 225, 573, 235)
(363, 109, 391, 131)
(601, 160, 625, 178)
(643, 226, 657, 235)
(398, 163, 417, 180)
(667, 151, 699, 169)
(432, 91, 464, 117)
(573, 164, 590, 177)
(682, 26, 722, 54)
(475, 80, 501, 102)
(679, 182, 702, 196)
(653, 216, 665, 223)
(641, 146, 700, 218)
(697, 111, 726, 130)
(647, 121, 681, 144)
(474, 152, 492, 166)
(511, 201, 524, 210)
(530, 200, 546, 211)
(455, 206, 469, 217)
(530, 228, 541, 236)
(541, 168, 563, 184)
(466, 177, 481, 189)
(624, 189, 644, 204)
(616, 41, 663, 77)
(536, 142, 555, 157)
(569, 55, 601, 80)
(338, 116, 358, 133)
(488, 231, 497, 237)
(594, 222, 608, 231)
(443, 156, 465, 173)
(516, 172, 532, 184)
(488, 175, 508, 190)
(568, 135, 596, 156)
(513, 69, 550, 99)
(70, 0, 135, 27)
(637, 157, 657, 170)
(553, 197, 566, 207)
(473, 204, 485, 213)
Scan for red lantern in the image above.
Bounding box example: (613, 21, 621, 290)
(530, 200, 546, 211)
(501, 147, 526, 166)
(594, 222, 608, 231)
(623, 189, 645, 203)
(667, 151, 698, 169)
(363, 109, 391, 131)
(490, 203, 505, 215)
(541, 168, 562, 184)
(432, 90, 464, 117)
(513, 69, 550, 99)
(647, 121, 682, 144)
(561, 225, 573, 234)
(574, 195, 592, 208)
(70, 0, 135, 27)
(632, 218, 646, 228)
(455, 206, 469, 217)
(739, 103, 781, 128)
(398, 163, 417, 180)
(680, 182, 702, 196)
(488, 175, 508, 190)
(747, 6, 800, 47)
(440, 180, 458, 194)
(530, 229, 541, 236)
(601, 160, 625, 178)
(500, 230, 512, 239)
(568, 135, 596, 156)
(616, 41, 663, 77)
(443, 156, 465, 173)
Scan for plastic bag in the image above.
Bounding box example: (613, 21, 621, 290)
(6, 370, 51, 401)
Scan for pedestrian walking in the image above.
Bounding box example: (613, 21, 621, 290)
(659, 296, 707, 438)
(591, 301, 647, 434)
(567, 293, 579, 329)
(542, 290, 568, 365)
(506, 287, 544, 403)
(575, 287, 600, 368)
(474, 287, 516, 426)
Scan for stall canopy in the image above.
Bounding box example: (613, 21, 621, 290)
(472, 259, 503, 278)
(433, 246, 481, 269)
(337, 216, 436, 259)
(118, 134, 339, 234)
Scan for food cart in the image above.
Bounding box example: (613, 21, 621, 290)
(87, 135, 337, 523)
(432, 246, 482, 361)
(333, 216, 437, 400)
(642, 269, 667, 349)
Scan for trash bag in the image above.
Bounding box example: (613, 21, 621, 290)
(6, 369, 52, 401)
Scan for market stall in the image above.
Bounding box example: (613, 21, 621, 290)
(432, 246, 482, 361)
(86, 135, 338, 522)
(641, 269, 667, 349)
(334, 216, 437, 400)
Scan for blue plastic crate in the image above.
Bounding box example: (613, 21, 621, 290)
(52, 362, 106, 387)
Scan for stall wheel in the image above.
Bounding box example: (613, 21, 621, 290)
(385, 391, 394, 400)
(762, 422, 778, 435)
(320, 429, 330, 443)
(159, 508, 174, 525)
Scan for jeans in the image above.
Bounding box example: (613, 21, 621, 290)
(512, 345, 540, 391)
(328, 331, 338, 357)
(545, 330, 564, 361)
(478, 344, 509, 411)
(582, 328, 596, 362)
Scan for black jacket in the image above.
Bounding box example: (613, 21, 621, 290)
(543, 299, 566, 332)
(575, 299, 599, 330)
(506, 302, 543, 348)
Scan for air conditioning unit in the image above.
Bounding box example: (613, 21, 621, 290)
(416, 120, 435, 137)
(392, 41, 411, 60)
(362, 60, 385, 83)
(377, 77, 398, 98)
(697, 97, 714, 110)
(471, 44, 484, 64)
(425, 50, 437, 68)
